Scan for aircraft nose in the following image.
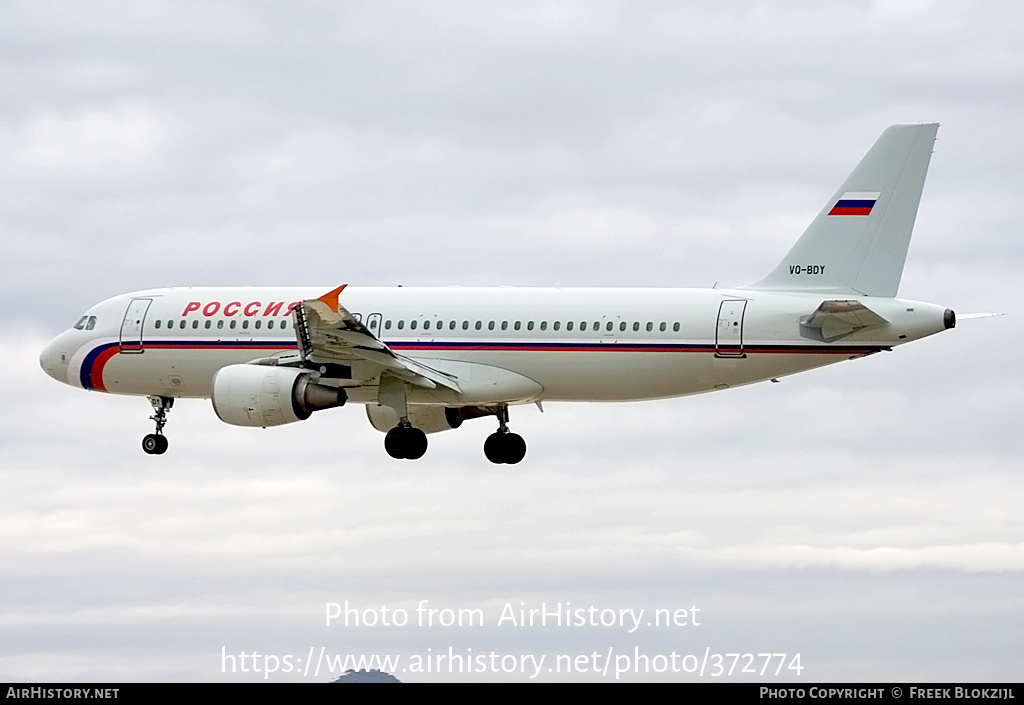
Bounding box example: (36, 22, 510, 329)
(40, 335, 69, 383)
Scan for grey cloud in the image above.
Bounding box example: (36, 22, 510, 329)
(3, 0, 1023, 681)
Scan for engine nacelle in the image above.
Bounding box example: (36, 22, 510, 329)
(366, 404, 468, 434)
(212, 364, 346, 428)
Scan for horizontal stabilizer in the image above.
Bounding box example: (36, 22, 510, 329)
(800, 300, 888, 342)
(957, 312, 1006, 320)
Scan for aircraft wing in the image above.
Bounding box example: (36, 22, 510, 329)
(292, 285, 461, 392)
(800, 299, 889, 342)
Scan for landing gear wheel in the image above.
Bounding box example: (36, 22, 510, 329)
(503, 432, 526, 464)
(404, 428, 428, 460)
(484, 431, 526, 465)
(483, 432, 504, 464)
(384, 426, 428, 460)
(142, 434, 168, 455)
(384, 427, 407, 459)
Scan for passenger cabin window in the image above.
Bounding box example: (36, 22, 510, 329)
(155, 320, 162, 329)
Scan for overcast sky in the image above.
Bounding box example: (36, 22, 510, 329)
(2, 0, 1022, 682)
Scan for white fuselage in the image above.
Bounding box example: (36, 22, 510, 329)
(39, 286, 951, 406)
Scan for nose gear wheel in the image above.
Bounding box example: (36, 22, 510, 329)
(142, 396, 173, 455)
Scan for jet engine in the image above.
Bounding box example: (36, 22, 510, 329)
(212, 364, 346, 427)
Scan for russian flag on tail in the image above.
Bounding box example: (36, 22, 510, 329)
(829, 191, 880, 216)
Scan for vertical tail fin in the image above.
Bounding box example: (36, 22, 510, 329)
(744, 123, 938, 297)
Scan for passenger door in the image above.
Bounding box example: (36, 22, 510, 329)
(715, 300, 747, 358)
(119, 298, 152, 353)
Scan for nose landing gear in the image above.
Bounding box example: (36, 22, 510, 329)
(142, 396, 173, 455)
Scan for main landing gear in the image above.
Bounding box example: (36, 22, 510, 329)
(382, 403, 527, 464)
(483, 404, 526, 465)
(380, 372, 428, 461)
(142, 395, 173, 455)
(385, 423, 428, 460)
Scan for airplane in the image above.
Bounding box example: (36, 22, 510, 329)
(40, 123, 959, 464)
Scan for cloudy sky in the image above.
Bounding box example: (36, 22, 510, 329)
(2, 0, 1022, 682)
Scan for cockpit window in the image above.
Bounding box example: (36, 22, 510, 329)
(85, 316, 97, 331)
(73, 316, 88, 330)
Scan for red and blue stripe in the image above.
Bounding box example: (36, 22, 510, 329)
(79, 343, 120, 391)
(78, 340, 294, 391)
(78, 339, 886, 391)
